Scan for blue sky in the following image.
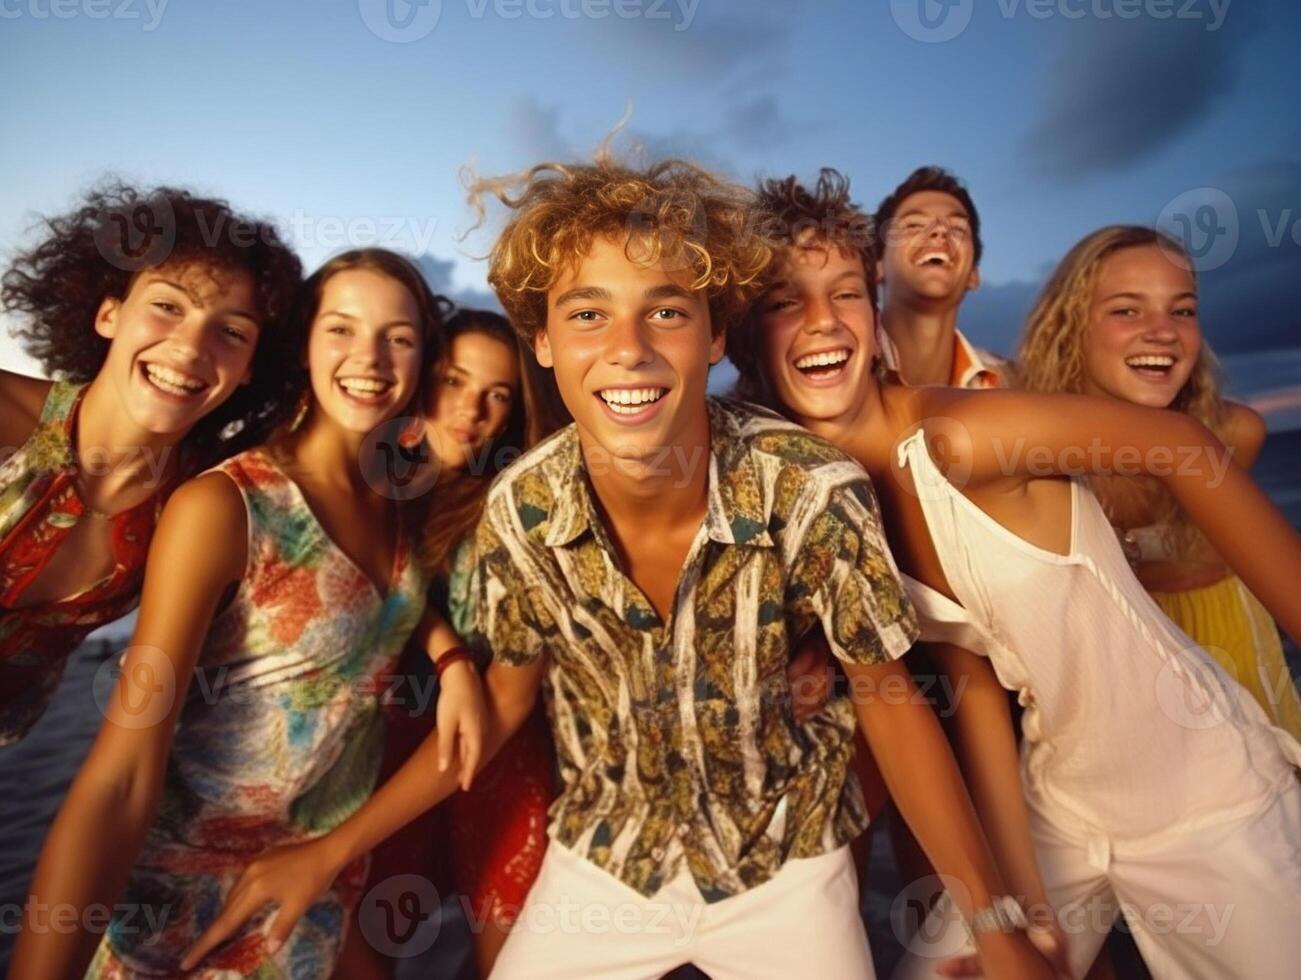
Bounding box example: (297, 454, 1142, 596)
(2, 0, 1298, 402)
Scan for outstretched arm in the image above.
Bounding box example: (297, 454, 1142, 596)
(848, 658, 1055, 978)
(10, 473, 247, 980)
(930, 389, 1301, 643)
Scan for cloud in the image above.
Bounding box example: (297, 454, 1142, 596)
(1023, 7, 1262, 178)
(958, 278, 1042, 357)
(964, 158, 1301, 360)
(505, 94, 814, 178)
(411, 253, 501, 312)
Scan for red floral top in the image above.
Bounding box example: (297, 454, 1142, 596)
(0, 381, 170, 745)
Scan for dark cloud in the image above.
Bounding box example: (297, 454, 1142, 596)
(1023, 6, 1262, 178)
(1164, 158, 1301, 353)
(964, 158, 1301, 360)
(503, 94, 813, 177)
(574, 5, 790, 80)
(957, 278, 1042, 357)
(411, 253, 501, 312)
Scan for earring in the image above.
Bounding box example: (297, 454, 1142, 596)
(288, 390, 311, 433)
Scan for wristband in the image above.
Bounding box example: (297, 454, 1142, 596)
(968, 895, 1028, 938)
(434, 646, 474, 679)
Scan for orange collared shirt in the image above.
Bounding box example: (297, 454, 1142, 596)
(877, 326, 1007, 389)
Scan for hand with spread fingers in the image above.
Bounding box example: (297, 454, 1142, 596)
(180, 835, 347, 972)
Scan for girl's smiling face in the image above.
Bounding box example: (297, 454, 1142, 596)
(94, 261, 262, 436)
(424, 331, 520, 472)
(1082, 244, 1201, 409)
(305, 268, 424, 434)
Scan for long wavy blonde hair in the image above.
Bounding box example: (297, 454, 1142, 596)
(1016, 225, 1227, 558)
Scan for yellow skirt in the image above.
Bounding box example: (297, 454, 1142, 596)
(1151, 574, 1301, 740)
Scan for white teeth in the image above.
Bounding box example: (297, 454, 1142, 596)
(339, 377, 392, 395)
(794, 349, 851, 370)
(144, 364, 206, 395)
(598, 387, 666, 412)
(917, 251, 950, 266)
(1125, 355, 1176, 369)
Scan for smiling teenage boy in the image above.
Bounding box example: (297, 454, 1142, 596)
(465, 157, 1054, 978)
(874, 166, 1008, 389)
(180, 156, 1055, 979)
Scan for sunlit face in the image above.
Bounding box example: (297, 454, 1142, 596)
(425, 331, 519, 472)
(1082, 244, 1201, 409)
(536, 235, 723, 471)
(305, 268, 424, 434)
(93, 261, 261, 436)
(757, 236, 877, 428)
(878, 189, 980, 306)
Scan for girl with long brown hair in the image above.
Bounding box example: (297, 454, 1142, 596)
(337, 308, 568, 980)
(1016, 225, 1301, 737)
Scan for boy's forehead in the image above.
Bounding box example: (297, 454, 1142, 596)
(548, 233, 704, 300)
(779, 235, 868, 277)
(897, 189, 969, 220)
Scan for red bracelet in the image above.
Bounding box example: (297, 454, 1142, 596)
(434, 646, 474, 678)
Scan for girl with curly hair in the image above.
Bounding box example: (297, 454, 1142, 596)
(736, 174, 1301, 979)
(11, 249, 486, 979)
(0, 182, 303, 745)
(1016, 226, 1301, 739)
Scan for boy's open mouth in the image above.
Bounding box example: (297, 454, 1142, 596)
(793, 347, 852, 382)
(914, 249, 953, 269)
(596, 386, 668, 418)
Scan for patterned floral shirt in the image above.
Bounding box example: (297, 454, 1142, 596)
(469, 398, 918, 900)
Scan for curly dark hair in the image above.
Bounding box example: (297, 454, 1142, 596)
(1, 181, 304, 467)
(873, 165, 983, 267)
(728, 169, 877, 403)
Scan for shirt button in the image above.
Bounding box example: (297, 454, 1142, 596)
(651, 846, 666, 861)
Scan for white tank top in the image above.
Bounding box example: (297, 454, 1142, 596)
(897, 429, 1300, 841)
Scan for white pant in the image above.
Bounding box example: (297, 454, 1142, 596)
(490, 842, 876, 979)
(892, 781, 1301, 980)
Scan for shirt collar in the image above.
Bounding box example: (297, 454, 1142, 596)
(542, 399, 774, 550)
(876, 325, 1000, 389)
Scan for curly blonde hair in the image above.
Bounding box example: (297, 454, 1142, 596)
(466, 151, 773, 344)
(1016, 225, 1226, 558)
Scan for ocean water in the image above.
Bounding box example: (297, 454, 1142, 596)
(3, 431, 1300, 978)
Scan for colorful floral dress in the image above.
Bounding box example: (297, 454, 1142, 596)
(87, 446, 426, 978)
(1, 381, 168, 746)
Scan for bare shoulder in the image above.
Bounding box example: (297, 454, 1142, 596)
(1221, 401, 1267, 465)
(0, 369, 53, 447)
(151, 470, 249, 582)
